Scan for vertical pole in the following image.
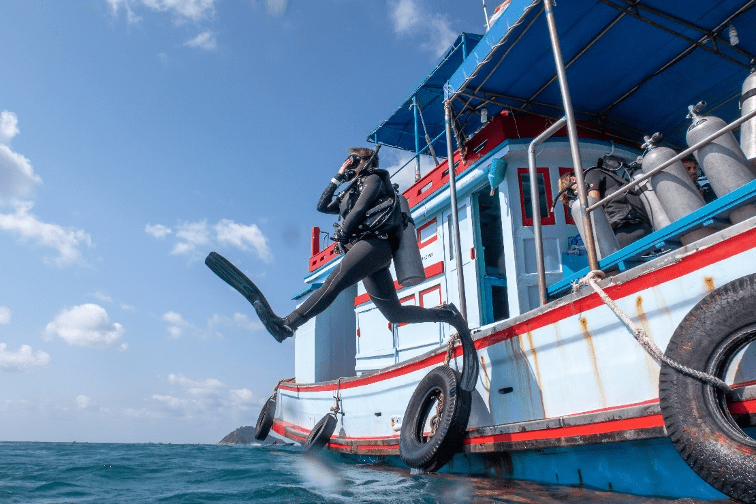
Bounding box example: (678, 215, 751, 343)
(543, 0, 598, 272)
(444, 100, 468, 320)
(462, 33, 468, 59)
(413, 95, 421, 182)
(482, 1, 490, 31)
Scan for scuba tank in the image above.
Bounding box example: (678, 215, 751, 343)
(393, 195, 425, 287)
(569, 196, 620, 260)
(641, 133, 714, 245)
(740, 67, 756, 170)
(632, 168, 671, 231)
(686, 101, 756, 224)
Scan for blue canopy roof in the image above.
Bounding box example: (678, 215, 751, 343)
(366, 33, 482, 153)
(373, 0, 756, 153)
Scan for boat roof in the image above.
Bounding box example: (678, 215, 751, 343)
(374, 0, 756, 152)
(366, 33, 483, 152)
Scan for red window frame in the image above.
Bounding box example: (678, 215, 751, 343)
(419, 284, 443, 308)
(517, 167, 556, 226)
(396, 294, 416, 327)
(558, 167, 576, 225)
(416, 218, 438, 248)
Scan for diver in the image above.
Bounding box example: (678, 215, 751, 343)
(206, 147, 469, 343)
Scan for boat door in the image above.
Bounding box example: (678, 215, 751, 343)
(442, 197, 481, 328)
(473, 188, 509, 325)
(512, 166, 561, 312)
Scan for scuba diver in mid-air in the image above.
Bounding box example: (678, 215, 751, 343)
(205, 147, 471, 345)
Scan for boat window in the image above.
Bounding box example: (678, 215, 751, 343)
(518, 167, 555, 226)
(417, 218, 438, 248)
(419, 284, 442, 308)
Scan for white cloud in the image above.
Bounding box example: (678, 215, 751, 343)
(184, 30, 217, 51)
(145, 223, 172, 238)
(149, 218, 272, 263)
(147, 373, 259, 419)
(0, 111, 20, 144)
(208, 312, 263, 333)
(75, 394, 98, 411)
(91, 291, 113, 303)
(0, 307, 10, 325)
(107, 0, 215, 23)
(44, 304, 125, 348)
(0, 343, 51, 371)
(388, 0, 457, 57)
(162, 311, 194, 339)
(0, 111, 42, 204)
(0, 201, 92, 267)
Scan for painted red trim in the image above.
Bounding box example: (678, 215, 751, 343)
(417, 218, 438, 249)
(517, 167, 556, 226)
(281, 226, 756, 394)
(354, 261, 445, 306)
(396, 294, 416, 327)
(419, 284, 443, 308)
(558, 167, 576, 225)
(729, 397, 756, 416)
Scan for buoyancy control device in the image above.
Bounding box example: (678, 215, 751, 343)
(740, 67, 756, 169)
(394, 195, 425, 287)
(686, 101, 756, 224)
(641, 133, 714, 245)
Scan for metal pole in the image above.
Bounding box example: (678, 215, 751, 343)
(528, 116, 567, 306)
(481, 1, 490, 31)
(444, 100, 468, 320)
(412, 95, 421, 182)
(543, 0, 599, 272)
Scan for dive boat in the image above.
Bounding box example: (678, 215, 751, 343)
(255, 1, 756, 501)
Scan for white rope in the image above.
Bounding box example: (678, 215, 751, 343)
(575, 270, 732, 393)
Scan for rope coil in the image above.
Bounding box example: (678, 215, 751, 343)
(574, 270, 732, 393)
(330, 377, 343, 416)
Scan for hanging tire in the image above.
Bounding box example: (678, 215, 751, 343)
(399, 366, 472, 472)
(254, 394, 277, 441)
(303, 412, 338, 454)
(659, 273, 756, 504)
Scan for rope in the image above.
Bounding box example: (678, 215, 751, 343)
(330, 377, 343, 416)
(574, 270, 732, 393)
(426, 334, 463, 438)
(444, 333, 461, 366)
(273, 377, 295, 393)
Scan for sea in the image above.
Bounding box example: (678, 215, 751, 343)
(0, 442, 734, 504)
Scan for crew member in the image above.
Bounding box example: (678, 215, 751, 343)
(682, 154, 716, 203)
(238, 148, 468, 342)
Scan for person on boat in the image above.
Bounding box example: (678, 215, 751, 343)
(227, 147, 469, 342)
(682, 154, 716, 203)
(558, 166, 652, 248)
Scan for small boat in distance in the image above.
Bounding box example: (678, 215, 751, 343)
(254, 1, 756, 501)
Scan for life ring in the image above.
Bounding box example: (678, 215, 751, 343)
(400, 366, 472, 472)
(303, 412, 338, 453)
(659, 273, 756, 503)
(254, 394, 277, 441)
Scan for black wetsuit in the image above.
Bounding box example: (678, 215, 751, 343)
(283, 169, 450, 330)
(585, 168, 653, 248)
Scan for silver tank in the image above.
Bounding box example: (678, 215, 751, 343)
(741, 68, 756, 169)
(569, 196, 620, 260)
(632, 169, 671, 231)
(393, 195, 425, 287)
(686, 101, 756, 224)
(641, 134, 714, 245)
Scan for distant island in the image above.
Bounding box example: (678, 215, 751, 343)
(218, 426, 294, 446)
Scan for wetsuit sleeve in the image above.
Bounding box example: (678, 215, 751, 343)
(316, 174, 346, 215)
(341, 174, 383, 237)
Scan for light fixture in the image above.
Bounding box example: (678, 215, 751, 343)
(728, 23, 739, 46)
(480, 106, 488, 123)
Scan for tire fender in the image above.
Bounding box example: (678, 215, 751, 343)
(254, 393, 277, 441)
(303, 412, 338, 454)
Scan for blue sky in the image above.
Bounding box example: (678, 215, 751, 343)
(0, 0, 487, 443)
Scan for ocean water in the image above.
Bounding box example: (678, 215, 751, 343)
(0, 442, 733, 504)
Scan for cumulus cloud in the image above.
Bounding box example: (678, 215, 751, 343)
(0, 307, 10, 326)
(184, 30, 217, 50)
(162, 311, 191, 339)
(75, 394, 98, 411)
(0, 343, 51, 371)
(44, 304, 125, 348)
(0, 111, 42, 204)
(388, 0, 457, 57)
(145, 223, 172, 238)
(208, 312, 263, 333)
(147, 373, 259, 420)
(147, 218, 272, 263)
(0, 202, 92, 266)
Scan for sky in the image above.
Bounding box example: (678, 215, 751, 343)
(0, 0, 488, 443)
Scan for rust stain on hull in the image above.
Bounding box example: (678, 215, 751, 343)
(635, 296, 660, 388)
(480, 354, 490, 392)
(524, 331, 542, 389)
(704, 276, 715, 292)
(579, 317, 607, 408)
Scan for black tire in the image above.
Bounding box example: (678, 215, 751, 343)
(660, 273, 756, 504)
(254, 394, 277, 441)
(303, 413, 338, 454)
(399, 366, 472, 472)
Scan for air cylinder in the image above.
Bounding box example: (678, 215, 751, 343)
(569, 196, 620, 260)
(393, 195, 425, 287)
(740, 68, 756, 170)
(632, 170, 671, 231)
(686, 101, 756, 224)
(641, 133, 714, 245)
